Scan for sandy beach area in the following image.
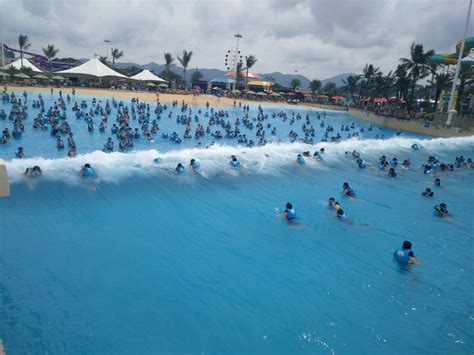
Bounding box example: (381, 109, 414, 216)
(5, 85, 347, 111)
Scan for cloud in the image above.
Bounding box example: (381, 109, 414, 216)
(0, 0, 469, 80)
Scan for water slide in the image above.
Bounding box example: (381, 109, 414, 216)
(429, 37, 474, 67)
(1, 43, 71, 71)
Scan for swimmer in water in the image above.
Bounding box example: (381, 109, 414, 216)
(229, 155, 240, 168)
(434, 203, 449, 217)
(421, 188, 434, 197)
(342, 182, 355, 197)
(402, 159, 410, 167)
(434, 178, 441, 186)
(297, 154, 305, 165)
(24, 166, 42, 177)
(15, 147, 25, 159)
(176, 163, 185, 174)
(190, 158, 200, 170)
(81, 163, 95, 177)
(334, 202, 345, 218)
(328, 197, 335, 208)
(393, 240, 420, 266)
(284, 202, 296, 221)
(388, 167, 397, 177)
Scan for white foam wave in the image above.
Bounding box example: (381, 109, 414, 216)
(4, 135, 474, 184)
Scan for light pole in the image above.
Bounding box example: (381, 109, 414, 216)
(233, 33, 242, 91)
(104, 40, 110, 60)
(445, 0, 472, 127)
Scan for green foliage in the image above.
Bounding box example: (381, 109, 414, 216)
(290, 78, 301, 90)
(309, 79, 321, 95)
(111, 48, 124, 64)
(191, 69, 203, 83)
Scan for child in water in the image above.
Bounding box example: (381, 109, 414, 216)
(284, 202, 296, 221)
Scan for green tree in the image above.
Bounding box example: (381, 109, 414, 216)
(309, 79, 321, 98)
(7, 65, 16, 81)
(42, 44, 59, 72)
(455, 65, 474, 112)
(323, 82, 336, 96)
(18, 34, 31, 69)
(244, 54, 257, 88)
(99, 56, 108, 64)
(342, 75, 361, 104)
(394, 64, 411, 100)
(290, 78, 301, 91)
(111, 48, 124, 64)
(163, 53, 174, 81)
(177, 50, 193, 88)
(400, 43, 435, 109)
(428, 72, 453, 112)
(235, 62, 244, 88)
(191, 69, 203, 83)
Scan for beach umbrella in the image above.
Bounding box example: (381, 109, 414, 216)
(0, 71, 8, 76)
(246, 90, 256, 95)
(146, 82, 156, 87)
(374, 97, 387, 103)
(271, 92, 281, 97)
(231, 89, 241, 94)
(287, 92, 296, 96)
(15, 73, 30, 79)
(34, 74, 49, 80)
(279, 92, 287, 95)
(256, 91, 267, 96)
(158, 83, 168, 88)
(331, 95, 344, 100)
(51, 75, 65, 81)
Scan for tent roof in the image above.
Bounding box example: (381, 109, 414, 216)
(247, 80, 273, 86)
(2, 58, 43, 72)
(130, 69, 166, 82)
(210, 77, 235, 83)
(56, 58, 129, 79)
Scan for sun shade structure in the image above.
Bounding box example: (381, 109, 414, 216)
(146, 82, 156, 87)
(56, 58, 129, 79)
(256, 91, 267, 96)
(231, 89, 241, 94)
(51, 75, 65, 81)
(225, 71, 261, 79)
(33, 74, 49, 80)
(158, 83, 169, 88)
(130, 69, 166, 82)
(14, 73, 30, 79)
(2, 58, 43, 72)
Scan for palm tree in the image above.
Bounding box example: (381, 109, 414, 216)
(323, 82, 337, 96)
(235, 62, 244, 89)
(290, 78, 301, 91)
(342, 75, 360, 104)
(309, 79, 321, 98)
(18, 34, 31, 69)
(400, 43, 435, 109)
(163, 53, 174, 81)
(177, 50, 193, 88)
(455, 65, 474, 112)
(244, 55, 257, 88)
(428, 72, 453, 112)
(42, 44, 59, 73)
(99, 56, 108, 64)
(394, 64, 411, 100)
(111, 48, 124, 64)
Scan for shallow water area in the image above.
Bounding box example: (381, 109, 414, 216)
(0, 90, 473, 354)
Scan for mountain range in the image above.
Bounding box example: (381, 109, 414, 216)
(114, 61, 354, 88)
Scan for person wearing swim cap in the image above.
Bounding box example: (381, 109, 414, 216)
(284, 202, 296, 221)
(393, 241, 420, 265)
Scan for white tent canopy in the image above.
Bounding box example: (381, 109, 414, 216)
(2, 58, 43, 72)
(130, 69, 166, 82)
(56, 58, 129, 79)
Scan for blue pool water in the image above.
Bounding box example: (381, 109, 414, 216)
(0, 91, 473, 354)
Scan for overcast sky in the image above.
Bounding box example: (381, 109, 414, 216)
(0, 0, 470, 79)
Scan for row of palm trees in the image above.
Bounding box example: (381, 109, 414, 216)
(339, 42, 473, 113)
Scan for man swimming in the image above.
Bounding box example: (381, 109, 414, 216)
(334, 202, 345, 218)
(434, 203, 449, 217)
(342, 182, 355, 197)
(421, 188, 434, 197)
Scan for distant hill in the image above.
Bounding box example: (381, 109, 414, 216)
(115, 61, 355, 88)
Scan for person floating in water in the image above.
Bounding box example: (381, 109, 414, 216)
(296, 154, 305, 165)
(393, 240, 420, 266)
(81, 163, 95, 178)
(388, 167, 397, 177)
(434, 178, 441, 186)
(422, 188, 434, 197)
(334, 202, 345, 218)
(229, 155, 240, 168)
(15, 147, 25, 159)
(24, 166, 42, 177)
(328, 197, 335, 208)
(190, 159, 200, 170)
(434, 203, 449, 217)
(342, 182, 355, 197)
(176, 163, 185, 174)
(284, 202, 296, 221)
